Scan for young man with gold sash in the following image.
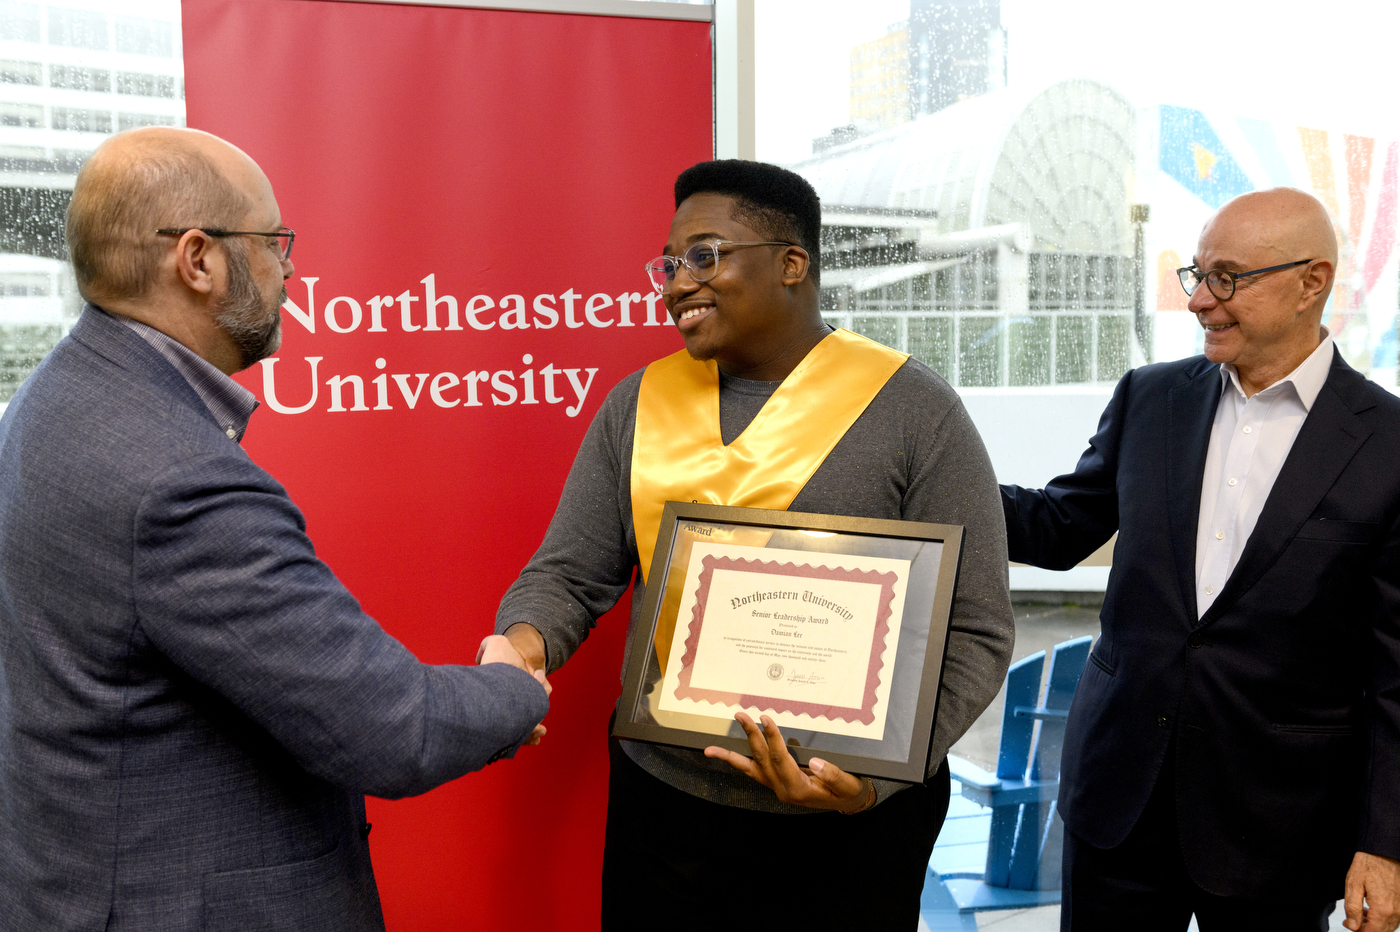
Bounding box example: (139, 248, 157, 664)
(496, 160, 1013, 929)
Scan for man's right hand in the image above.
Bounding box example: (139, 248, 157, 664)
(502, 622, 548, 676)
(477, 633, 550, 693)
(477, 632, 551, 746)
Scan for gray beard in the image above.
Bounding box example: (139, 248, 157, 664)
(215, 245, 284, 371)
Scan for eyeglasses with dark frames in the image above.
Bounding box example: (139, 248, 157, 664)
(156, 227, 296, 261)
(645, 240, 795, 294)
(1176, 259, 1313, 302)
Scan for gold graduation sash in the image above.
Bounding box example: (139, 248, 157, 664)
(631, 329, 908, 667)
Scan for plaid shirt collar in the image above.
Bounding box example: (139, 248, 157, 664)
(111, 309, 259, 443)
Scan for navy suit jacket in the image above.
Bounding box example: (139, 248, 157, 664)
(1003, 351, 1400, 900)
(0, 307, 548, 931)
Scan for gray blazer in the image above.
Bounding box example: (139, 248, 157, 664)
(0, 307, 548, 931)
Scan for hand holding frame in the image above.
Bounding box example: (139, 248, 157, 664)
(704, 712, 874, 813)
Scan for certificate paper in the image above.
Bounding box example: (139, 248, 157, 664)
(657, 541, 911, 740)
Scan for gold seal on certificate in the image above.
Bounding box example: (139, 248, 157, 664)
(614, 503, 962, 782)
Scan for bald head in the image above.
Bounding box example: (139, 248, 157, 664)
(1203, 187, 1339, 315)
(66, 127, 264, 302)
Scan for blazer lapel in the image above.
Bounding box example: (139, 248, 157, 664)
(1199, 352, 1373, 625)
(1167, 360, 1223, 623)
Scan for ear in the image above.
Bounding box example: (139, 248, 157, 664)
(1299, 257, 1334, 311)
(780, 245, 811, 288)
(174, 230, 218, 296)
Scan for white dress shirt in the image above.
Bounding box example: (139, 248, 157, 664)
(1195, 328, 1334, 615)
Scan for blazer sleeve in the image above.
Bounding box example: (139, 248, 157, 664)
(1362, 504, 1400, 860)
(130, 449, 549, 800)
(1000, 367, 1131, 569)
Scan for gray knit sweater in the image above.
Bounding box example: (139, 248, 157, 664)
(497, 350, 1014, 813)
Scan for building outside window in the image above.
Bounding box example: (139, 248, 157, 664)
(758, 0, 1400, 399)
(754, 0, 1400, 595)
(0, 0, 183, 402)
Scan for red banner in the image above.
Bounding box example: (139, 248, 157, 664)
(182, 1, 711, 928)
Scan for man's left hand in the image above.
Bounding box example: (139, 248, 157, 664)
(1344, 851, 1400, 931)
(703, 712, 872, 812)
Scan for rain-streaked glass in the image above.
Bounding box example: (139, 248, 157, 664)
(0, 0, 185, 404)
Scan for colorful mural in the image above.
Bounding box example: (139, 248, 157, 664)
(1156, 249, 1189, 312)
(1159, 106, 1254, 208)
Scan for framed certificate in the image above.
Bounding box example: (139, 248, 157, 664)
(612, 502, 962, 782)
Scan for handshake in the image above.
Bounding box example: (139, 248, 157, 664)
(476, 623, 551, 747)
(472, 622, 874, 814)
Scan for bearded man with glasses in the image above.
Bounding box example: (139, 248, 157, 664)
(495, 159, 1014, 930)
(0, 126, 550, 932)
(1003, 187, 1400, 931)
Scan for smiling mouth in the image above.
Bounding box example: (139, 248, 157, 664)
(1203, 322, 1237, 332)
(677, 306, 711, 322)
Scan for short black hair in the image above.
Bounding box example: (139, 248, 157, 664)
(674, 159, 822, 287)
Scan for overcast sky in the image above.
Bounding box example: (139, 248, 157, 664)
(755, 0, 1400, 165)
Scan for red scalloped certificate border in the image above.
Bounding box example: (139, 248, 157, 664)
(672, 554, 897, 725)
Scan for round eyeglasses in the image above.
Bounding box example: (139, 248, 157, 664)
(1176, 259, 1312, 302)
(645, 240, 793, 294)
(156, 227, 296, 261)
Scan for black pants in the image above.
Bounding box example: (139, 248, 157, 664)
(1062, 760, 1335, 932)
(600, 733, 950, 931)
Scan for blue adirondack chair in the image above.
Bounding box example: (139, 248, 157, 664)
(919, 636, 1094, 931)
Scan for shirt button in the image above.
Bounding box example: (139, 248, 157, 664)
(1205, 585, 1214, 595)
(1158, 716, 1170, 729)
(1242, 425, 1252, 434)
(225, 427, 237, 439)
(1227, 478, 1237, 487)
(1215, 531, 1224, 540)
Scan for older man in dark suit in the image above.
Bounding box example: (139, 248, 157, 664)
(0, 127, 549, 931)
(1003, 188, 1400, 931)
